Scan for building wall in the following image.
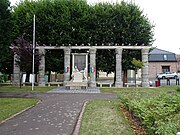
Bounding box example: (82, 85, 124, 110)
(148, 62, 177, 79)
(176, 54, 180, 72)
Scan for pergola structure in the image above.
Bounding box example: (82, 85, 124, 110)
(13, 45, 151, 88)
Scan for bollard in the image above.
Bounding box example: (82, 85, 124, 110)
(176, 78, 179, 85)
(155, 79, 160, 87)
(166, 78, 170, 85)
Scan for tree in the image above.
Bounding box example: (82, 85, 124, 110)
(45, 49, 64, 81)
(0, 0, 13, 75)
(131, 58, 144, 86)
(12, 37, 40, 83)
(12, 0, 154, 75)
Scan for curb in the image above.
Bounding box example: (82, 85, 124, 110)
(73, 101, 88, 135)
(0, 100, 41, 125)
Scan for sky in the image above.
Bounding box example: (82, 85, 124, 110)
(10, 0, 180, 54)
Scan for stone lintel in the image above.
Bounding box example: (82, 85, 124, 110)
(36, 46, 151, 50)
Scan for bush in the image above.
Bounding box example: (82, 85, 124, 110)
(176, 87, 180, 92)
(119, 93, 180, 135)
(0, 73, 8, 83)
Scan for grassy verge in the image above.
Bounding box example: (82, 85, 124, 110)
(0, 86, 55, 92)
(78, 100, 135, 135)
(0, 98, 38, 122)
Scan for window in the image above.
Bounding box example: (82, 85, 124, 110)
(162, 66, 170, 73)
(163, 55, 168, 60)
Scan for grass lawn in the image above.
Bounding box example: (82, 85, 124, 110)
(0, 98, 38, 122)
(0, 86, 55, 92)
(0, 86, 54, 123)
(79, 100, 135, 135)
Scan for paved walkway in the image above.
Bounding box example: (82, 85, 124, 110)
(0, 92, 117, 135)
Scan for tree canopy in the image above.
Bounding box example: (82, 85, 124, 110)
(12, 0, 154, 46)
(12, 37, 40, 73)
(11, 0, 154, 73)
(0, 0, 13, 74)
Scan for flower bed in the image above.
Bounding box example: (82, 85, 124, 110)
(119, 92, 180, 135)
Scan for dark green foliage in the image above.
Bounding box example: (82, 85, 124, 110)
(0, 0, 13, 74)
(12, 0, 154, 72)
(45, 49, 64, 73)
(96, 49, 115, 74)
(176, 87, 180, 92)
(122, 49, 142, 70)
(0, 73, 8, 82)
(12, 0, 154, 45)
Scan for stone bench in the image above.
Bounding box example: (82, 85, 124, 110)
(124, 83, 141, 87)
(47, 82, 63, 87)
(97, 82, 113, 87)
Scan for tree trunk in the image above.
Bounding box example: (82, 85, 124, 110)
(35, 74, 37, 82)
(123, 70, 128, 85)
(135, 70, 137, 87)
(19, 72, 23, 88)
(48, 70, 51, 82)
(55, 72, 57, 82)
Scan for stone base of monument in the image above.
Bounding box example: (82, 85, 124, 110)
(65, 71, 88, 90)
(65, 81, 88, 90)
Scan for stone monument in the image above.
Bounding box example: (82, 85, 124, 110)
(65, 53, 88, 90)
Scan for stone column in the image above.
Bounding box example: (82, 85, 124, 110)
(89, 47, 96, 88)
(141, 48, 149, 87)
(38, 48, 46, 86)
(72, 54, 75, 72)
(115, 47, 123, 87)
(13, 54, 20, 86)
(64, 48, 71, 84)
(85, 53, 88, 81)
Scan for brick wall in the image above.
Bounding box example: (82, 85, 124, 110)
(176, 54, 180, 72)
(148, 62, 177, 79)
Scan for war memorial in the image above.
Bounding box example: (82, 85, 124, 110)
(13, 45, 150, 88)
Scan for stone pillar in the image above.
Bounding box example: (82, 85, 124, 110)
(141, 48, 149, 87)
(89, 47, 96, 88)
(13, 54, 20, 86)
(115, 47, 123, 87)
(38, 48, 46, 86)
(64, 48, 71, 84)
(72, 54, 75, 72)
